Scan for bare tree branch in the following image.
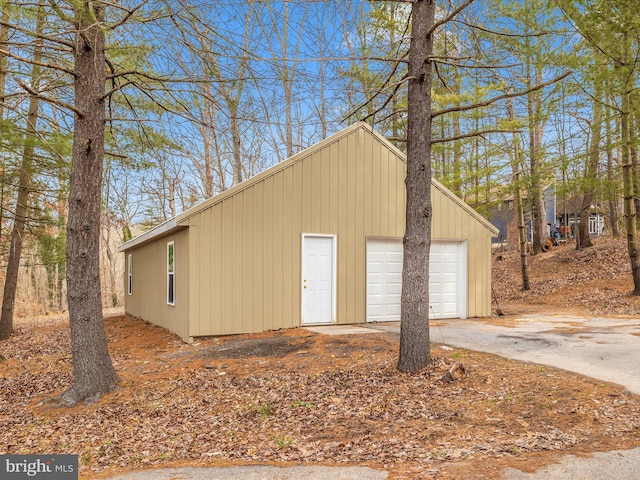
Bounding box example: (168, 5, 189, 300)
(105, 1, 148, 30)
(0, 19, 74, 48)
(430, 56, 522, 70)
(101, 79, 138, 100)
(426, 0, 474, 37)
(431, 70, 572, 118)
(431, 128, 521, 144)
(0, 48, 75, 76)
(17, 80, 83, 117)
(454, 19, 554, 38)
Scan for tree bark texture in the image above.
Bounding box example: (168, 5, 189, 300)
(61, 2, 118, 405)
(0, 1, 44, 340)
(507, 98, 530, 290)
(618, 32, 640, 295)
(398, 0, 434, 373)
(605, 97, 620, 237)
(622, 101, 640, 294)
(578, 77, 603, 249)
(527, 69, 547, 255)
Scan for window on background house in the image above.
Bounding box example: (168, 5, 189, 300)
(127, 253, 133, 295)
(167, 241, 175, 305)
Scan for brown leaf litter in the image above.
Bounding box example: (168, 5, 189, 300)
(1, 237, 640, 479)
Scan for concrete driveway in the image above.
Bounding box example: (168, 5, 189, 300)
(428, 314, 640, 395)
(366, 314, 640, 395)
(368, 314, 640, 479)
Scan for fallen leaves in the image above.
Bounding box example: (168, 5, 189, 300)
(493, 237, 640, 316)
(2, 312, 640, 480)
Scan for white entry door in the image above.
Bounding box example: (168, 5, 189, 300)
(302, 235, 335, 325)
(366, 238, 466, 322)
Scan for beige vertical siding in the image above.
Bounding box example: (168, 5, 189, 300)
(123, 229, 190, 341)
(181, 124, 408, 336)
(122, 123, 498, 339)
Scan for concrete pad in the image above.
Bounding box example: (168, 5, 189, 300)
(423, 315, 640, 395)
(502, 447, 640, 479)
(304, 325, 382, 335)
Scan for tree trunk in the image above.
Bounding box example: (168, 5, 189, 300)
(398, 0, 434, 373)
(578, 78, 603, 249)
(632, 106, 640, 226)
(606, 94, 620, 237)
(61, 2, 117, 406)
(507, 97, 530, 290)
(527, 64, 547, 254)
(0, 1, 44, 340)
(0, 0, 10, 132)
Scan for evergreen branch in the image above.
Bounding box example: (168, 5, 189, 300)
(431, 70, 572, 118)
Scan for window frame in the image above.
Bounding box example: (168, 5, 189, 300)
(127, 253, 133, 296)
(167, 241, 175, 306)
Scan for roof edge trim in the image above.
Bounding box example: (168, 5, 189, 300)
(117, 218, 181, 252)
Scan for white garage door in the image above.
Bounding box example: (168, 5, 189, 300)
(366, 239, 466, 322)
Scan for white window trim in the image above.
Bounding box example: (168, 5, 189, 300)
(167, 241, 175, 306)
(127, 253, 133, 296)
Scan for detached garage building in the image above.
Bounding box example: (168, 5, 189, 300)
(119, 123, 498, 342)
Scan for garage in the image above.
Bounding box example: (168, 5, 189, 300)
(366, 238, 466, 322)
(120, 123, 496, 342)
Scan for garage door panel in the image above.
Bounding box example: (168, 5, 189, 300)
(367, 239, 465, 322)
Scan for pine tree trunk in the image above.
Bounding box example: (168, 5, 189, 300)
(61, 2, 117, 406)
(398, 0, 434, 373)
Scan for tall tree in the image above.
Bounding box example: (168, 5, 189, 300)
(577, 74, 603, 249)
(556, 0, 640, 293)
(507, 96, 531, 290)
(490, 0, 568, 254)
(0, 0, 45, 340)
(397, 0, 568, 370)
(398, 0, 436, 373)
(60, 0, 118, 405)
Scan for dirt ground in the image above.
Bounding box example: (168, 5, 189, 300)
(2, 237, 640, 479)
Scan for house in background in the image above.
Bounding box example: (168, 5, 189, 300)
(490, 183, 609, 248)
(119, 123, 499, 342)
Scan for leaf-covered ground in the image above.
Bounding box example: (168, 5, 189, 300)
(2, 237, 640, 479)
(493, 236, 640, 317)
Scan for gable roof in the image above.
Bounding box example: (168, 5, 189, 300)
(119, 122, 497, 252)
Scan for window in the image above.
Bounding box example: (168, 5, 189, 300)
(167, 241, 175, 305)
(127, 253, 133, 296)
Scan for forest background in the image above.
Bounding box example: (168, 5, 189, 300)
(0, 0, 636, 319)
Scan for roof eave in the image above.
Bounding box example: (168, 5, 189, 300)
(117, 218, 185, 252)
